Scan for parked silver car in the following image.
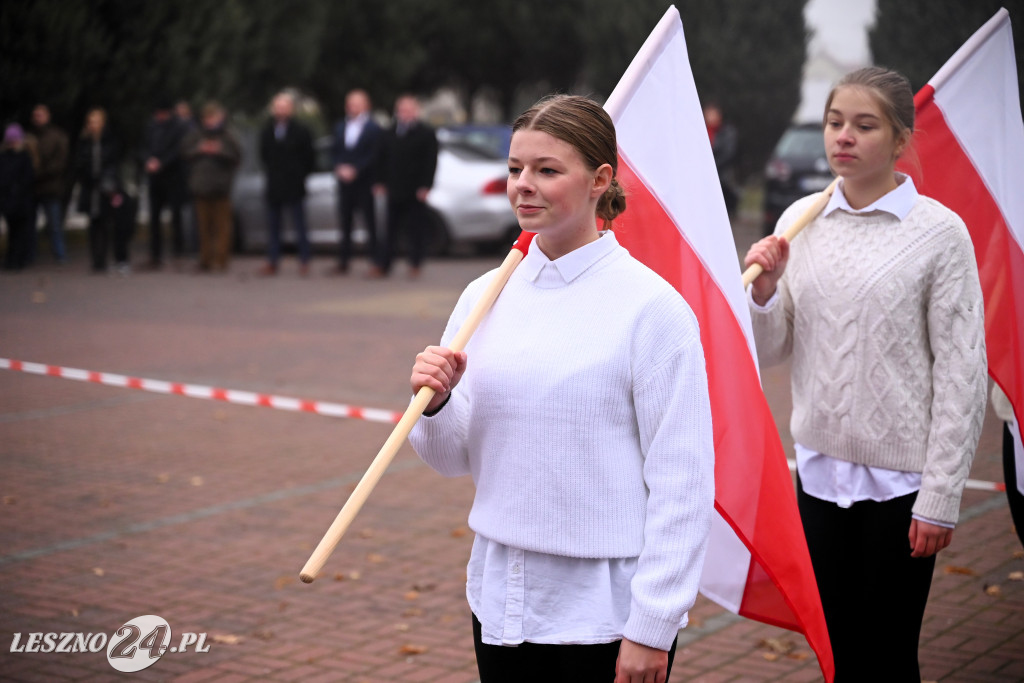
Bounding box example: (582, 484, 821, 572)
(231, 128, 518, 255)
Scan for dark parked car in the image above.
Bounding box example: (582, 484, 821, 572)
(762, 123, 833, 235)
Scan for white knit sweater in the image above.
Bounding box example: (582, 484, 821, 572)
(750, 182, 987, 523)
(409, 232, 714, 648)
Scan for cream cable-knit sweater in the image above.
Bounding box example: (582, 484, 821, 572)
(750, 190, 987, 523)
(410, 232, 714, 649)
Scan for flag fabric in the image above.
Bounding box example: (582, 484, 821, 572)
(899, 8, 1024, 497)
(603, 7, 834, 681)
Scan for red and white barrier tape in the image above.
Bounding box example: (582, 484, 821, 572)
(1, 356, 1008, 492)
(0, 357, 403, 425)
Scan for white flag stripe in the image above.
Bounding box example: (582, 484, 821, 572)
(610, 13, 759, 369)
(698, 511, 752, 613)
(931, 10, 1024, 248)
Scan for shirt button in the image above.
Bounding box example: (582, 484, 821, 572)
(511, 563, 521, 574)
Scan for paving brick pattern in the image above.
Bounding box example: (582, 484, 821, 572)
(1, 224, 1021, 682)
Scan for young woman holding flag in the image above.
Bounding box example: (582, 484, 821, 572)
(408, 94, 715, 683)
(744, 67, 988, 681)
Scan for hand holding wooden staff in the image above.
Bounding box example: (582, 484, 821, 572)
(742, 176, 840, 296)
(299, 232, 536, 583)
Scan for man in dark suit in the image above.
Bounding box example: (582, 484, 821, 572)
(140, 98, 186, 269)
(373, 94, 438, 278)
(258, 91, 314, 276)
(330, 89, 382, 275)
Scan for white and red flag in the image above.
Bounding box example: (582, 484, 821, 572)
(603, 6, 834, 680)
(898, 8, 1024, 496)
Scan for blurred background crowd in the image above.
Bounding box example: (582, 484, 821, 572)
(0, 0, 1021, 275)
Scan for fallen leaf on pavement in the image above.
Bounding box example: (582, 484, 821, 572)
(762, 652, 779, 662)
(787, 651, 810, 661)
(190, 476, 203, 486)
(367, 553, 385, 564)
(758, 638, 795, 654)
(1008, 571, 1023, 581)
(398, 644, 428, 655)
(985, 584, 1002, 596)
(274, 576, 295, 590)
(156, 473, 170, 484)
(333, 573, 346, 582)
(348, 571, 361, 580)
(211, 634, 243, 645)
(394, 623, 410, 632)
(402, 608, 424, 617)
(450, 527, 468, 538)
(403, 590, 420, 601)
(943, 565, 976, 576)
(359, 528, 374, 539)
(92, 568, 105, 577)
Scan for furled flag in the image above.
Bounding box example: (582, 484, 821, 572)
(603, 6, 834, 681)
(898, 8, 1024, 497)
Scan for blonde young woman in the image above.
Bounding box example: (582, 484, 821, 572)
(745, 67, 987, 681)
(409, 95, 715, 683)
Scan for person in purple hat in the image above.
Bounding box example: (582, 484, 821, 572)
(0, 123, 36, 271)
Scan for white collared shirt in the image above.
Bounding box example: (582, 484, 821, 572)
(754, 176, 953, 528)
(344, 113, 368, 149)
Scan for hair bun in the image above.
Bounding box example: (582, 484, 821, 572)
(597, 178, 627, 226)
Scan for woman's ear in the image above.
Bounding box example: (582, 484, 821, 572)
(592, 163, 613, 197)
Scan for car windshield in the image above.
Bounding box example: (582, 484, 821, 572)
(775, 127, 824, 158)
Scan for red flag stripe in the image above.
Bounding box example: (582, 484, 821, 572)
(906, 85, 1024, 441)
(616, 156, 831, 642)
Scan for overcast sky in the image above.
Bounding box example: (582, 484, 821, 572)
(805, 0, 876, 66)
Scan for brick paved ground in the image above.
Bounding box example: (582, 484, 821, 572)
(1, 222, 1021, 682)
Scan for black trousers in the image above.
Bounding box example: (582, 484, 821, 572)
(1004, 423, 1024, 547)
(379, 197, 429, 273)
(87, 203, 132, 270)
(472, 614, 677, 683)
(337, 179, 376, 269)
(147, 173, 185, 263)
(797, 479, 935, 682)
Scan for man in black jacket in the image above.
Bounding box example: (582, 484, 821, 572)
(373, 95, 438, 278)
(331, 89, 382, 275)
(141, 98, 186, 268)
(258, 92, 314, 276)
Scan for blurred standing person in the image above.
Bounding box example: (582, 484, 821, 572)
(140, 98, 186, 269)
(330, 89, 381, 275)
(29, 104, 69, 265)
(258, 91, 314, 276)
(374, 94, 437, 278)
(703, 102, 739, 217)
(76, 108, 130, 275)
(181, 101, 241, 273)
(744, 67, 987, 680)
(0, 124, 36, 271)
(175, 99, 199, 254)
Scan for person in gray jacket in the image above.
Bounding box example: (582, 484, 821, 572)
(181, 102, 241, 272)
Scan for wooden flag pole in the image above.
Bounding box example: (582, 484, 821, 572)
(300, 234, 534, 583)
(741, 177, 840, 288)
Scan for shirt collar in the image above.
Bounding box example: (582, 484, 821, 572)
(823, 173, 918, 220)
(518, 231, 619, 285)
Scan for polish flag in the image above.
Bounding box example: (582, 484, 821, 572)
(899, 8, 1024, 496)
(603, 7, 833, 681)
